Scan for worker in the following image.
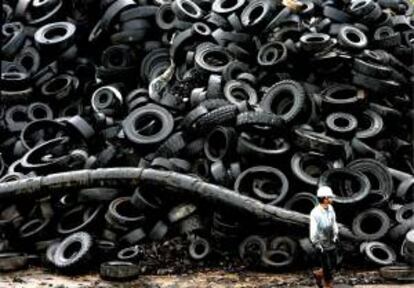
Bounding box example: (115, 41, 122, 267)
(310, 186, 339, 288)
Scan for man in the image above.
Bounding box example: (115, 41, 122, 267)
(310, 186, 339, 288)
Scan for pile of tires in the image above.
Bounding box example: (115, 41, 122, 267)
(0, 0, 413, 281)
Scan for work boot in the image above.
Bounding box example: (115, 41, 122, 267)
(324, 279, 334, 288)
(312, 268, 323, 288)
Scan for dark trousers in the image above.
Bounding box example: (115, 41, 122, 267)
(318, 246, 337, 282)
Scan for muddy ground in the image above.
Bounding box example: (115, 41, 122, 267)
(2, 267, 413, 288)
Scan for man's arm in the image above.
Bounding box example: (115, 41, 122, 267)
(332, 209, 339, 242)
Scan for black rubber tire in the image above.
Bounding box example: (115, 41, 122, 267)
(352, 208, 391, 240)
(0, 253, 28, 272)
(379, 265, 414, 281)
(193, 105, 238, 135)
(320, 84, 367, 114)
(188, 236, 211, 260)
(318, 168, 371, 205)
(396, 178, 414, 203)
(337, 26, 368, 50)
(290, 152, 340, 187)
(130, 186, 162, 212)
(237, 133, 290, 160)
(234, 166, 289, 206)
(122, 104, 174, 147)
(388, 222, 413, 241)
(260, 80, 307, 126)
(325, 112, 358, 140)
(236, 111, 286, 137)
(292, 128, 347, 156)
(148, 220, 169, 240)
(269, 236, 298, 257)
(117, 245, 144, 261)
(100, 261, 140, 281)
(223, 80, 258, 106)
(119, 6, 159, 22)
(363, 241, 396, 266)
(204, 126, 237, 162)
(284, 192, 318, 214)
(238, 235, 266, 266)
(53, 232, 93, 274)
(346, 158, 393, 206)
(355, 110, 384, 141)
(200, 99, 231, 111)
(57, 205, 103, 235)
(261, 250, 294, 268)
(106, 197, 146, 228)
(167, 203, 197, 223)
(396, 203, 414, 225)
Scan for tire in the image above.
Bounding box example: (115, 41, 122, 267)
(320, 84, 367, 114)
(236, 111, 286, 137)
(234, 166, 289, 206)
(352, 208, 390, 240)
(204, 126, 237, 162)
(284, 192, 318, 214)
(293, 128, 347, 156)
(0, 253, 28, 272)
(337, 26, 368, 50)
(291, 152, 340, 187)
(269, 236, 298, 257)
(148, 220, 169, 240)
(318, 168, 371, 205)
(325, 112, 358, 140)
(388, 222, 414, 241)
(379, 265, 414, 281)
(130, 186, 162, 212)
(154, 132, 187, 159)
(224, 80, 258, 105)
(355, 110, 384, 141)
(106, 197, 146, 228)
(53, 232, 93, 274)
(122, 104, 174, 147)
(193, 105, 238, 134)
(261, 250, 294, 268)
(188, 236, 211, 260)
(117, 245, 144, 261)
(100, 261, 140, 281)
(45, 242, 60, 267)
(260, 80, 307, 126)
(363, 241, 396, 266)
(346, 158, 393, 207)
(167, 203, 197, 223)
(238, 235, 266, 266)
(237, 133, 290, 160)
(57, 205, 103, 235)
(119, 228, 146, 245)
(200, 99, 230, 111)
(396, 203, 414, 225)
(396, 178, 414, 203)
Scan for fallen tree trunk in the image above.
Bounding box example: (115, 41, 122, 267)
(0, 168, 358, 240)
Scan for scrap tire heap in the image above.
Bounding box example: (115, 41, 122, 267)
(1, 0, 414, 281)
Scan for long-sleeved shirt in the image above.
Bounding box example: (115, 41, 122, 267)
(309, 204, 339, 249)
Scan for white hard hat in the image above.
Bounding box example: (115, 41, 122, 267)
(317, 186, 335, 198)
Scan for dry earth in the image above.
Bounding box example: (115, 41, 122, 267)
(1, 268, 413, 288)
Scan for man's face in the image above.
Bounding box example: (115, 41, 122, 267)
(324, 197, 333, 205)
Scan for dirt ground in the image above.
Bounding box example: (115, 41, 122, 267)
(1, 268, 413, 288)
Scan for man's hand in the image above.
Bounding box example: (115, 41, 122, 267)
(316, 244, 324, 253)
(333, 235, 338, 243)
